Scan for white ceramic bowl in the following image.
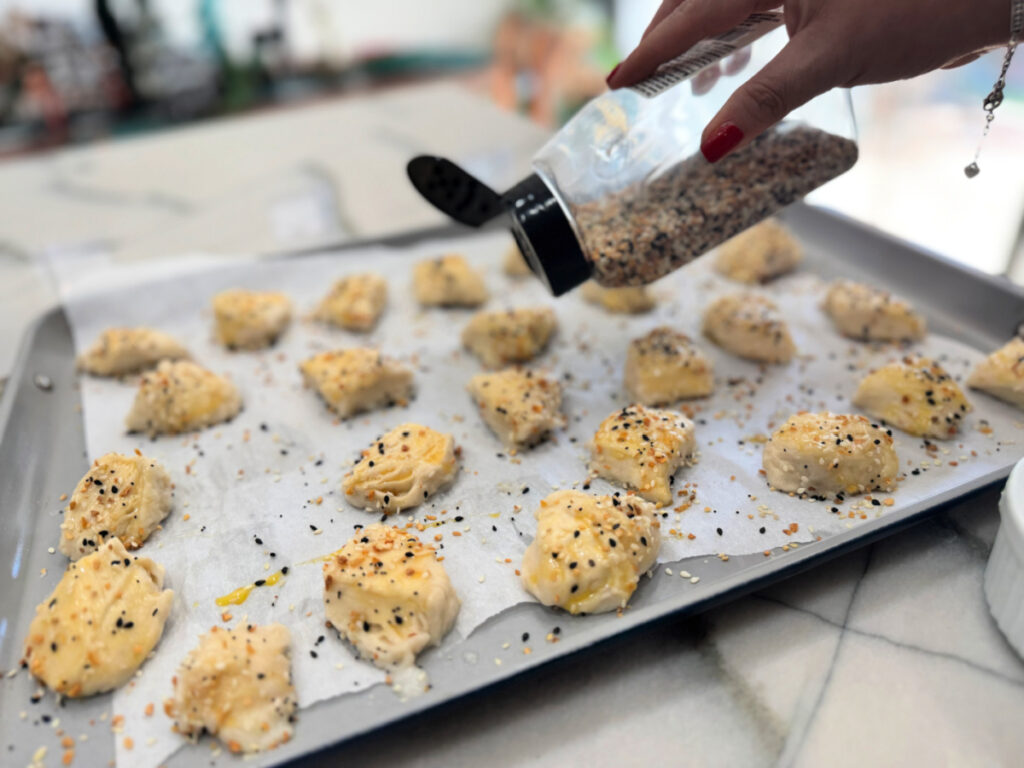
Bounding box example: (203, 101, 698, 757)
(985, 457, 1024, 658)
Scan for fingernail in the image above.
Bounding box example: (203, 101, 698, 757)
(700, 123, 744, 163)
(605, 63, 621, 87)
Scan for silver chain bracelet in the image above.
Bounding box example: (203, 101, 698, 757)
(965, 0, 1024, 177)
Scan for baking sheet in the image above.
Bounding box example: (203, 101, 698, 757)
(45, 226, 1024, 768)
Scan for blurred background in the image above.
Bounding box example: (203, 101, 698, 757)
(1, 0, 1024, 292)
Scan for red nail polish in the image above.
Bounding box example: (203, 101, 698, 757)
(605, 63, 621, 87)
(700, 123, 744, 163)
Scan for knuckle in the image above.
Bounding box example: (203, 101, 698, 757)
(743, 79, 788, 121)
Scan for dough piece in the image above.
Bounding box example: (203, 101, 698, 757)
(413, 254, 488, 307)
(343, 423, 458, 513)
(589, 404, 697, 506)
(822, 280, 926, 341)
(77, 327, 188, 376)
(59, 452, 172, 560)
(299, 348, 413, 418)
(580, 281, 656, 314)
(23, 538, 172, 697)
(854, 356, 972, 439)
(624, 327, 714, 405)
(323, 524, 459, 669)
(126, 360, 242, 436)
(167, 624, 296, 754)
(762, 412, 899, 497)
(313, 273, 387, 331)
(466, 368, 565, 448)
(703, 293, 795, 363)
(212, 289, 292, 350)
(521, 490, 660, 615)
(503, 243, 532, 277)
(967, 337, 1024, 408)
(462, 307, 556, 368)
(714, 219, 802, 284)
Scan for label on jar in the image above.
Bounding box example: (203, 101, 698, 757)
(630, 11, 785, 98)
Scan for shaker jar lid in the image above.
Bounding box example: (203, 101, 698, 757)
(406, 156, 505, 228)
(505, 173, 590, 296)
(406, 156, 591, 297)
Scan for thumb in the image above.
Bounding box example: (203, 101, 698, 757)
(700, 33, 835, 163)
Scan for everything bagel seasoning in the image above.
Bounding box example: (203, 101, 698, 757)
(571, 125, 858, 287)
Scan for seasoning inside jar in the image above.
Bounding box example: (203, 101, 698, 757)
(570, 124, 858, 287)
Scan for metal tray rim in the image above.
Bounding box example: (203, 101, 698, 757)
(2, 203, 1021, 766)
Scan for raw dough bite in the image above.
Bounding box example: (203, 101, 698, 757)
(822, 280, 926, 342)
(762, 412, 899, 497)
(521, 490, 660, 615)
(77, 327, 188, 376)
(702, 293, 795, 363)
(466, 368, 565, 448)
(167, 623, 296, 754)
(462, 307, 556, 368)
(23, 538, 172, 697)
(343, 423, 458, 513)
(323, 524, 459, 669)
(714, 218, 802, 284)
(854, 356, 971, 439)
(126, 360, 242, 436)
(299, 348, 413, 418)
(967, 337, 1024, 408)
(580, 281, 656, 314)
(413, 254, 488, 307)
(59, 452, 172, 560)
(212, 289, 292, 350)
(313, 273, 387, 331)
(504, 243, 532, 277)
(589, 404, 697, 506)
(624, 327, 714, 405)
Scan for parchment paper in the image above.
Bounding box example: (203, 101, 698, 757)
(54, 230, 1022, 768)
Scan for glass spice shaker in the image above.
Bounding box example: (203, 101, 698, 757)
(408, 12, 858, 296)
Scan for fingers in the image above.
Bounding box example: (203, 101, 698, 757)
(608, 0, 758, 88)
(721, 46, 751, 77)
(700, 33, 836, 162)
(641, 0, 686, 42)
(690, 63, 721, 96)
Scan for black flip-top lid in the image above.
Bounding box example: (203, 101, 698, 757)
(503, 173, 590, 296)
(406, 156, 504, 228)
(406, 156, 591, 296)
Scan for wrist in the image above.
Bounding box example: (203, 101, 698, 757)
(977, 0, 1017, 48)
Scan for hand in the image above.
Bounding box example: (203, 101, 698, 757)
(607, 0, 1011, 162)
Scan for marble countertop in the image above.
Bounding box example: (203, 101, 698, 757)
(1, 81, 1021, 767)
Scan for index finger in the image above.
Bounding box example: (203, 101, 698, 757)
(640, 0, 686, 42)
(608, 0, 769, 88)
